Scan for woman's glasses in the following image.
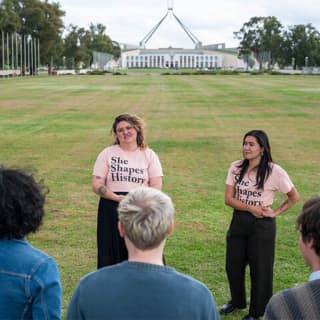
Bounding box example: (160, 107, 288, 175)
(116, 125, 134, 134)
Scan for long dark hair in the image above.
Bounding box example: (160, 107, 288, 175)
(237, 130, 273, 189)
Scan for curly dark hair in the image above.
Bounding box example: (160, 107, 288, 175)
(297, 197, 320, 256)
(0, 167, 48, 239)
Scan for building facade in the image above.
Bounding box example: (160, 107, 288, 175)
(121, 48, 246, 69)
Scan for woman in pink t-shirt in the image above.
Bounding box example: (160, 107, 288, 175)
(220, 130, 299, 320)
(92, 114, 163, 268)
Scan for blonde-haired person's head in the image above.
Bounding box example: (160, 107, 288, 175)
(118, 187, 174, 250)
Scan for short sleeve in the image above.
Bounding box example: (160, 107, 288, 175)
(147, 149, 163, 178)
(275, 165, 294, 194)
(225, 161, 240, 186)
(93, 149, 109, 178)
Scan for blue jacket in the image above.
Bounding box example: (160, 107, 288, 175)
(0, 239, 62, 319)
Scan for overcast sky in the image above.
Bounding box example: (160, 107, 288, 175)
(58, 0, 320, 49)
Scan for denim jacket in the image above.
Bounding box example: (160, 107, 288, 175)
(0, 239, 62, 319)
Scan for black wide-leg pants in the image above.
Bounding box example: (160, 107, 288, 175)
(226, 210, 276, 317)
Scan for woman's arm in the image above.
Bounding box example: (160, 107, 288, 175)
(92, 175, 124, 202)
(263, 187, 299, 218)
(225, 184, 264, 218)
(148, 176, 162, 190)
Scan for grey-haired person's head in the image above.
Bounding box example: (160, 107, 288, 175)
(118, 187, 174, 250)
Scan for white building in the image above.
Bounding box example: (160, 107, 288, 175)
(119, 4, 248, 70)
(121, 48, 246, 69)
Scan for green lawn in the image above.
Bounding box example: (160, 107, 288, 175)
(1, 73, 320, 318)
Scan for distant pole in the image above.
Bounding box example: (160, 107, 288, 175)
(33, 37, 37, 74)
(11, 32, 14, 71)
(37, 38, 40, 71)
(24, 35, 27, 75)
(30, 37, 33, 75)
(27, 36, 30, 75)
(7, 33, 9, 68)
(20, 34, 22, 76)
(2, 31, 4, 70)
(15, 32, 18, 70)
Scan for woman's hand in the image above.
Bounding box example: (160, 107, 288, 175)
(263, 187, 299, 218)
(117, 195, 125, 202)
(261, 206, 277, 218)
(92, 175, 125, 202)
(225, 185, 263, 218)
(249, 206, 264, 218)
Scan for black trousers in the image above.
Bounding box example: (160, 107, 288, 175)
(226, 210, 276, 317)
(97, 194, 128, 269)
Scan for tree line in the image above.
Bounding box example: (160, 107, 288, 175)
(0, 0, 120, 69)
(1, 1, 319, 70)
(234, 16, 320, 70)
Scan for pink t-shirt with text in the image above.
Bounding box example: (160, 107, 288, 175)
(226, 160, 294, 207)
(93, 145, 163, 192)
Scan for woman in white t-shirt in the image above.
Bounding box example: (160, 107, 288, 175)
(92, 114, 163, 268)
(220, 130, 299, 320)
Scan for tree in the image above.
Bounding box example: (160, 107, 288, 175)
(0, 0, 65, 65)
(63, 24, 91, 68)
(86, 23, 120, 59)
(63, 22, 121, 69)
(0, 0, 21, 32)
(280, 24, 320, 69)
(234, 16, 283, 70)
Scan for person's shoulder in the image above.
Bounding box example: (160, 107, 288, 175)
(270, 162, 287, 172)
(29, 243, 59, 267)
(173, 270, 213, 295)
(231, 160, 242, 166)
(277, 281, 307, 293)
(270, 162, 280, 170)
(290, 279, 320, 295)
(78, 263, 123, 287)
(141, 147, 160, 161)
(269, 163, 290, 177)
(142, 146, 156, 155)
(269, 281, 313, 304)
(228, 160, 242, 170)
(14, 240, 58, 275)
(104, 144, 118, 152)
(96, 145, 118, 156)
(1, 240, 47, 265)
(19, 240, 52, 262)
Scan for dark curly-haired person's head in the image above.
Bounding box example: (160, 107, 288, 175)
(0, 167, 48, 239)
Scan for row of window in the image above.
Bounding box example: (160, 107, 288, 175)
(126, 55, 219, 61)
(125, 61, 219, 69)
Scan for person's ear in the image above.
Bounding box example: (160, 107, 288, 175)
(307, 237, 315, 249)
(118, 221, 125, 238)
(168, 221, 174, 235)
